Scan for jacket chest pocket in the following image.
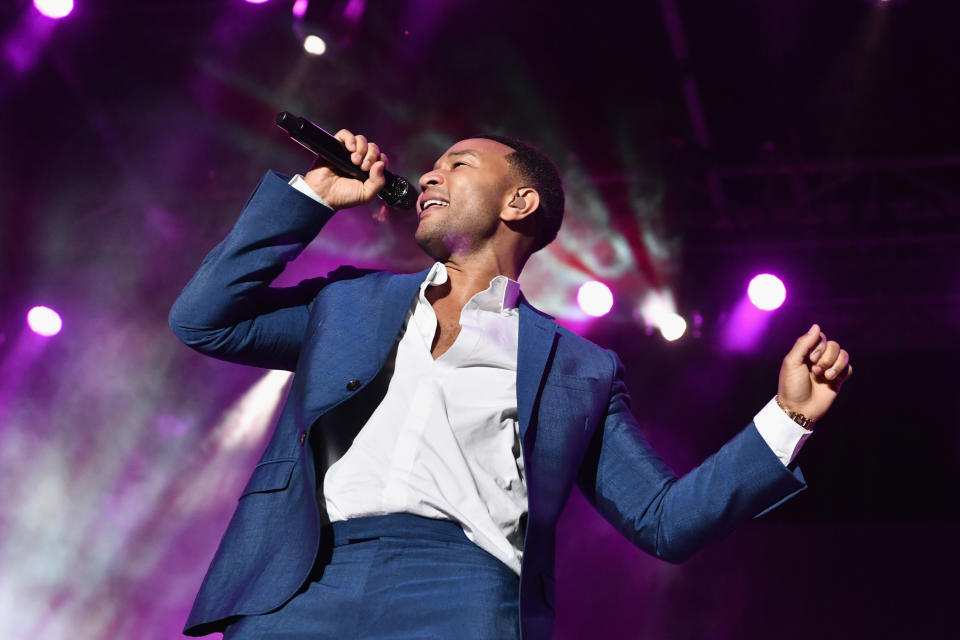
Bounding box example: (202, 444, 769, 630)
(239, 458, 297, 498)
(538, 374, 601, 428)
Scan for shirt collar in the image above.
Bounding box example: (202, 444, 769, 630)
(421, 262, 521, 314)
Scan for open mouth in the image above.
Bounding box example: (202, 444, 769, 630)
(421, 199, 449, 212)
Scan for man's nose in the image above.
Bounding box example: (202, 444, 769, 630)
(419, 170, 443, 190)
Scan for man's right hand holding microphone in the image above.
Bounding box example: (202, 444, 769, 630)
(303, 129, 388, 211)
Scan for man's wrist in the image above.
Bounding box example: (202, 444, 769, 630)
(289, 174, 335, 210)
(754, 397, 812, 466)
(775, 395, 816, 430)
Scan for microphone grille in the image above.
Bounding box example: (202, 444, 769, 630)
(379, 177, 418, 211)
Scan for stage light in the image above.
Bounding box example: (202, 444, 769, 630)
(577, 281, 614, 317)
(245, 0, 270, 4)
(747, 274, 786, 311)
(27, 306, 62, 337)
(294, 0, 368, 56)
(303, 34, 327, 55)
(33, 0, 73, 19)
(342, 0, 366, 23)
(659, 312, 687, 341)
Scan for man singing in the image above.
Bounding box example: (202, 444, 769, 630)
(170, 129, 852, 639)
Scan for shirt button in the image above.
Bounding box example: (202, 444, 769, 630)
(346, 379, 361, 391)
(299, 430, 307, 445)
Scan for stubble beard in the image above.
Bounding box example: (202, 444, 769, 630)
(415, 205, 475, 261)
(415, 215, 453, 262)
(415, 199, 500, 261)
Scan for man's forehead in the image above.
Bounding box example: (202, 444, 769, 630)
(437, 138, 515, 163)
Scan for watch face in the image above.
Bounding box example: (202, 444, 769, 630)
(790, 412, 814, 430)
(776, 396, 813, 430)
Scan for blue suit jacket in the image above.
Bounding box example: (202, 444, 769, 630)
(170, 171, 806, 639)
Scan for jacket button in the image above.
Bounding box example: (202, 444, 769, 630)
(299, 430, 307, 445)
(346, 379, 361, 391)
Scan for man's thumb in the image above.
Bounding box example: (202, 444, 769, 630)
(786, 324, 821, 365)
(365, 159, 386, 197)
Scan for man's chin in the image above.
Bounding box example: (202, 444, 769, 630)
(415, 232, 450, 262)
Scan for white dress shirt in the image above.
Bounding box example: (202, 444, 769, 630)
(323, 262, 528, 572)
(289, 175, 812, 574)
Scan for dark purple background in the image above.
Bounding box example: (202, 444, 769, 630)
(1, 1, 956, 637)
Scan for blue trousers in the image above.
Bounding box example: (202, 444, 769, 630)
(223, 514, 521, 639)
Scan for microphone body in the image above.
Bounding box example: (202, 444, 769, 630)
(275, 111, 417, 210)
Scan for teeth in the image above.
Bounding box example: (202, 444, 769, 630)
(422, 200, 449, 210)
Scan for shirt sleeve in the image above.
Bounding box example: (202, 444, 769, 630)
(289, 174, 333, 208)
(752, 397, 813, 466)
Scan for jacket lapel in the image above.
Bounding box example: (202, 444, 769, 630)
(375, 268, 431, 364)
(517, 297, 558, 448)
(373, 274, 557, 450)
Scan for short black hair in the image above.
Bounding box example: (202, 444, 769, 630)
(472, 134, 565, 254)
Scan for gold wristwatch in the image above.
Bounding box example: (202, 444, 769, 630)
(775, 395, 815, 430)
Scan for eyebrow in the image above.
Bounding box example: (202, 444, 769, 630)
(432, 150, 479, 170)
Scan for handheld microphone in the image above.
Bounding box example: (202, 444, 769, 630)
(275, 111, 417, 211)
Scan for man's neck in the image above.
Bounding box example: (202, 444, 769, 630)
(428, 252, 522, 310)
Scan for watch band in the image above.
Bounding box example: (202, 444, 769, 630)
(775, 395, 815, 430)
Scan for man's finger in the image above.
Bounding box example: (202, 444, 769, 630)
(827, 363, 853, 391)
(816, 341, 841, 367)
(824, 349, 850, 381)
(785, 324, 822, 366)
(362, 159, 387, 199)
(362, 142, 380, 171)
(353, 134, 368, 165)
(811, 340, 840, 375)
(335, 129, 356, 151)
(809, 333, 827, 361)
(368, 159, 385, 185)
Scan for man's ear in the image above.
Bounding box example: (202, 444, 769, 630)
(502, 187, 540, 221)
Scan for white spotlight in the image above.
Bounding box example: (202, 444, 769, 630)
(747, 273, 786, 311)
(34, 0, 73, 19)
(659, 312, 687, 342)
(303, 34, 327, 55)
(577, 281, 614, 317)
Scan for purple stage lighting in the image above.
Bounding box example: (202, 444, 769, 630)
(27, 306, 62, 337)
(292, 0, 308, 17)
(245, 0, 270, 4)
(343, 0, 366, 23)
(747, 274, 786, 311)
(577, 281, 614, 317)
(33, 0, 73, 19)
